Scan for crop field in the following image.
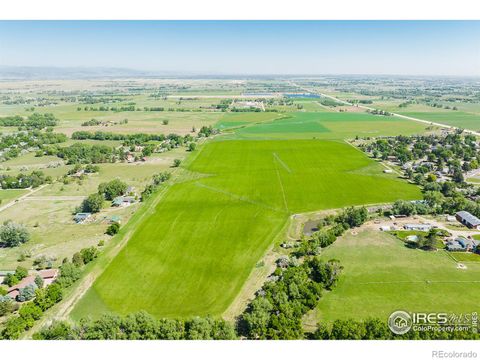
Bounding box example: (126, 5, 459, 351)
(227, 112, 429, 140)
(72, 138, 421, 319)
(313, 229, 480, 324)
(398, 111, 480, 132)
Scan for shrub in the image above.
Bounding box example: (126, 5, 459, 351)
(106, 222, 120, 236)
(80, 247, 98, 264)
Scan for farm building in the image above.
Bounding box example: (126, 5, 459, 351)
(446, 237, 479, 252)
(74, 212, 91, 224)
(403, 224, 432, 231)
(455, 211, 480, 229)
(112, 196, 136, 207)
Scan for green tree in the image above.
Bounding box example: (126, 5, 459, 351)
(98, 179, 128, 200)
(106, 222, 120, 236)
(0, 221, 30, 247)
(15, 266, 28, 280)
(81, 193, 104, 213)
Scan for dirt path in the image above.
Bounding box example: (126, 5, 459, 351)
(0, 184, 47, 213)
(25, 195, 86, 201)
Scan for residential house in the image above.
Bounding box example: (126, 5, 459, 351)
(446, 237, 479, 252)
(38, 269, 59, 286)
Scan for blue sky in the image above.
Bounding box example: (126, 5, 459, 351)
(0, 21, 479, 75)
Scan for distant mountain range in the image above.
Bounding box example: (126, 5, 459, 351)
(0, 66, 180, 80)
(1, 66, 477, 81)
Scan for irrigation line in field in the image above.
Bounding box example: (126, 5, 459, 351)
(273, 152, 292, 173)
(357, 280, 480, 285)
(195, 182, 286, 214)
(272, 158, 290, 213)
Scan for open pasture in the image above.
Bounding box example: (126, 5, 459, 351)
(313, 229, 480, 324)
(72, 139, 421, 319)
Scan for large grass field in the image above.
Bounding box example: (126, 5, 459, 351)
(223, 112, 429, 140)
(313, 229, 480, 324)
(72, 139, 421, 319)
(398, 111, 480, 132)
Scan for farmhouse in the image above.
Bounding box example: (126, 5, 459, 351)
(403, 223, 432, 231)
(446, 237, 479, 252)
(38, 269, 59, 286)
(455, 211, 480, 229)
(7, 275, 36, 300)
(74, 212, 91, 224)
(6, 269, 59, 300)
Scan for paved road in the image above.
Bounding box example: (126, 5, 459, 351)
(290, 82, 480, 137)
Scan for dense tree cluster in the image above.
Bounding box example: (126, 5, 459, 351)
(239, 258, 342, 339)
(141, 172, 171, 201)
(98, 179, 128, 200)
(311, 318, 479, 340)
(198, 125, 217, 138)
(78, 193, 104, 213)
(0, 130, 67, 162)
(72, 131, 168, 143)
(33, 312, 237, 340)
(56, 143, 121, 164)
(295, 207, 368, 257)
(0, 113, 58, 130)
(0, 170, 51, 189)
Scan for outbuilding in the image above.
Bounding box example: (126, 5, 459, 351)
(455, 211, 480, 230)
(403, 224, 432, 231)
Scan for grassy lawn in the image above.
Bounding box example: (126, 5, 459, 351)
(449, 252, 480, 263)
(72, 139, 421, 319)
(314, 229, 480, 324)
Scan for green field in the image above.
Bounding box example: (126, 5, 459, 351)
(72, 139, 421, 319)
(314, 229, 480, 324)
(0, 189, 29, 203)
(399, 111, 480, 131)
(225, 112, 429, 140)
